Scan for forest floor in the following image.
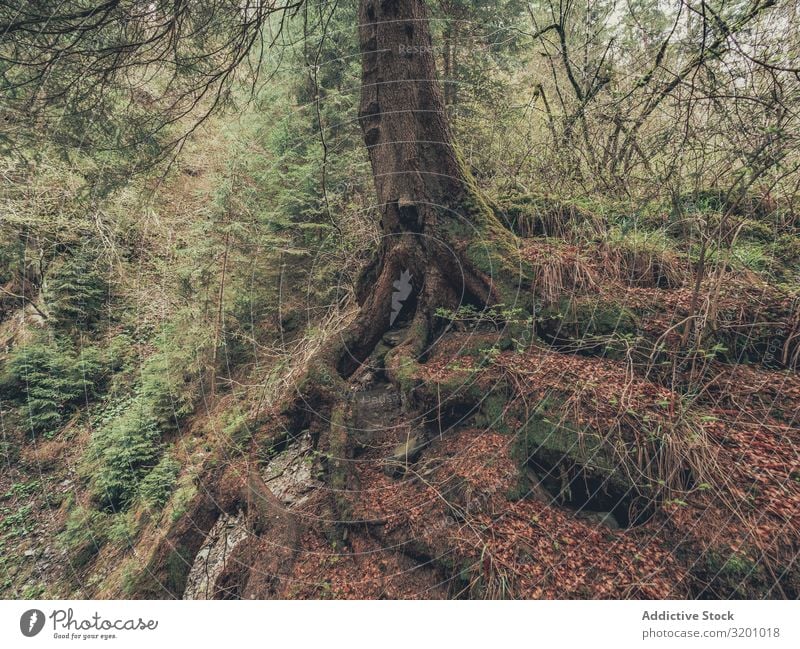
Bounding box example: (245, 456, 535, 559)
(157, 261, 800, 598)
(1, 156, 798, 600)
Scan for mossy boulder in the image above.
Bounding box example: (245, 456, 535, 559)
(494, 194, 604, 238)
(537, 295, 639, 358)
(514, 410, 627, 485)
(509, 405, 656, 526)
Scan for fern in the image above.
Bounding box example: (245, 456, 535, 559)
(89, 404, 161, 511)
(0, 339, 106, 437)
(45, 246, 109, 329)
(138, 451, 180, 510)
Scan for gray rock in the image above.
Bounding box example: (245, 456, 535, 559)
(577, 510, 621, 530)
(354, 371, 374, 389)
(183, 511, 248, 600)
(382, 329, 406, 347)
(383, 434, 426, 476)
(259, 431, 322, 506)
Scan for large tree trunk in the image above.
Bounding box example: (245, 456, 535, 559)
(341, 0, 503, 374)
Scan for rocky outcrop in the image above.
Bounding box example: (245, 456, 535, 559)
(181, 434, 318, 599)
(183, 511, 248, 600)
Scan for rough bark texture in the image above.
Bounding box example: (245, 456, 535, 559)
(342, 0, 505, 374)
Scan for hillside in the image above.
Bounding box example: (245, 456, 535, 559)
(0, 0, 798, 600)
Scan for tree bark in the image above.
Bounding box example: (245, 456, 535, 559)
(345, 0, 503, 375)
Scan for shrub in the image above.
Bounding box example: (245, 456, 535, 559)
(107, 332, 136, 372)
(90, 404, 161, 511)
(222, 410, 251, 452)
(0, 232, 19, 286)
(71, 345, 106, 399)
(138, 451, 180, 510)
(0, 338, 106, 437)
(45, 246, 110, 330)
(139, 353, 196, 432)
(2, 342, 64, 435)
(138, 320, 208, 431)
(0, 439, 16, 468)
(106, 510, 142, 545)
(59, 505, 109, 568)
(168, 478, 198, 524)
(223, 292, 267, 366)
